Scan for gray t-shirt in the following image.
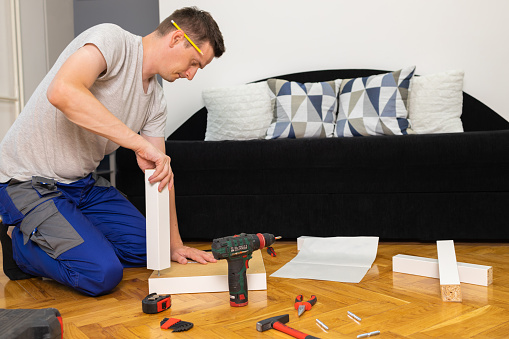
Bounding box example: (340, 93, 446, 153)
(0, 24, 167, 184)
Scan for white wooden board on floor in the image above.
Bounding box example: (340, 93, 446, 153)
(149, 250, 267, 294)
(393, 254, 493, 286)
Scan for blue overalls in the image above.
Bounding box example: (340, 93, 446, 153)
(0, 173, 147, 296)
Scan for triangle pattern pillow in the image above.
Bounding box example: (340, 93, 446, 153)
(335, 66, 416, 137)
(266, 79, 341, 139)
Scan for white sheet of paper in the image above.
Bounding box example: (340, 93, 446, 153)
(270, 236, 379, 283)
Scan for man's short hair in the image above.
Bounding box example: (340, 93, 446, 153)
(157, 6, 225, 58)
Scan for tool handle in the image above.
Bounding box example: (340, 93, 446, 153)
(294, 295, 317, 311)
(273, 321, 321, 339)
(227, 254, 251, 306)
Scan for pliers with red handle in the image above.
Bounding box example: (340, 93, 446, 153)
(294, 294, 317, 316)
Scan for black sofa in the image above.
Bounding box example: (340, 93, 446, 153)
(116, 69, 509, 241)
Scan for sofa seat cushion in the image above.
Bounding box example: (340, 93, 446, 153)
(162, 130, 509, 196)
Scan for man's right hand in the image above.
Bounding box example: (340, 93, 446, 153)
(136, 134, 173, 192)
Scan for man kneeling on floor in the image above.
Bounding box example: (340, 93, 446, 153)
(0, 6, 225, 296)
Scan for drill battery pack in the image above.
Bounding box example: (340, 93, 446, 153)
(0, 307, 63, 339)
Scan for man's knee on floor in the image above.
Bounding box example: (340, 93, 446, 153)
(80, 260, 124, 297)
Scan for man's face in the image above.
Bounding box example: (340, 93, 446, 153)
(161, 35, 214, 83)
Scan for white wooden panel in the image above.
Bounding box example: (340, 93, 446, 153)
(145, 169, 171, 271)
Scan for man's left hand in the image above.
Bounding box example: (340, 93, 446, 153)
(171, 244, 217, 264)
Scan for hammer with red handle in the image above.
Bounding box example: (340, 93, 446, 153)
(256, 314, 321, 339)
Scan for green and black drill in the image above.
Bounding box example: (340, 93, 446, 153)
(211, 233, 278, 307)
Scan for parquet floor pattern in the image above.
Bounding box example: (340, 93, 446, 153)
(2, 241, 509, 338)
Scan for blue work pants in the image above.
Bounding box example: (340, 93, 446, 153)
(0, 174, 146, 296)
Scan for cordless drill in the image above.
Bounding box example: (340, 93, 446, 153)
(211, 233, 276, 307)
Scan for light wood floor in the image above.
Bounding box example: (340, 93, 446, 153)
(2, 241, 509, 338)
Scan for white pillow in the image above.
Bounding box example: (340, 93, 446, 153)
(408, 70, 464, 134)
(203, 82, 272, 141)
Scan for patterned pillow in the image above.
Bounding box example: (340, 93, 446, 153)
(266, 79, 341, 139)
(335, 66, 416, 137)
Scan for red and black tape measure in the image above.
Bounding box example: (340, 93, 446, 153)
(142, 293, 171, 314)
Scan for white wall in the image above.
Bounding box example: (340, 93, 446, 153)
(0, 0, 74, 142)
(160, 0, 509, 136)
(0, 0, 18, 141)
(20, 0, 74, 104)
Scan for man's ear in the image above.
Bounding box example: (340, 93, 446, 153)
(169, 30, 185, 48)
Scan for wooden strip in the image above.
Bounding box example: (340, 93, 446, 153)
(437, 240, 462, 302)
(145, 169, 171, 271)
(460, 261, 494, 286)
(392, 254, 493, 286)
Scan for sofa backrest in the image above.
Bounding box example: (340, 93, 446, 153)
(168, 69, 509, 141)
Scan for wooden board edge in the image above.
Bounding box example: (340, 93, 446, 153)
(441, 284, 463, 302)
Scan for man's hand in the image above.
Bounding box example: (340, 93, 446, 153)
(171, 244, 217, 264)
(138, 134, 174, 192)
(6, 226, 15, 238)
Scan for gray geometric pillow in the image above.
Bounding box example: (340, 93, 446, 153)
(266, 79, 341, 139)
(335, 66, 416, 137)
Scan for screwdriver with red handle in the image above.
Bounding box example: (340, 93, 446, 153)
(294, 295, 317, 316)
